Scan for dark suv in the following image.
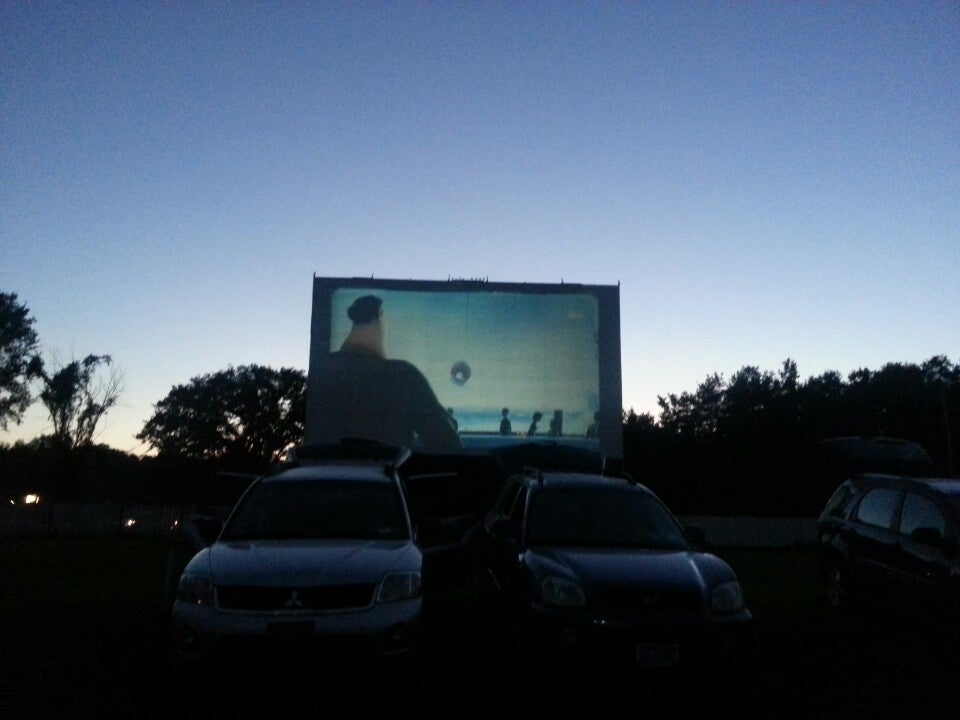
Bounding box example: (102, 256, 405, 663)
(817, 473, 960, 618)
(476, 468, 753, 669)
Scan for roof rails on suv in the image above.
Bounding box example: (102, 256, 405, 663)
(517, 464, 637, 488)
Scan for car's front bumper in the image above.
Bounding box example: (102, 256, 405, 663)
(170, 597, 422, 662)
(520, 603, 754, 669)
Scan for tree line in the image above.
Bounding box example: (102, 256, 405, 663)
(2, 290, 957, 514)
(623, 357, 959, 515)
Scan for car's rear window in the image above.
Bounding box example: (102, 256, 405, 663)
(222, 480, 408, 541)
(526, 487, 689, 550)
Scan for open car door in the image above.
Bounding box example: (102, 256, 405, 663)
(401, 452, 506, 594)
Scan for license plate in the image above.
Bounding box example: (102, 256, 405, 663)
(267, 621, 314, 637)
(636, 643, 680, 667)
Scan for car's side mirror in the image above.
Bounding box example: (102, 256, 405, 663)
(684, 524, 707, 549)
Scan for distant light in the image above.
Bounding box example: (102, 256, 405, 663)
(23, 494, 40, 505)
(9, 499, 14, 506)
(124, 518, 137, 528)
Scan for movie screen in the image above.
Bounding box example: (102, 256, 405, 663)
(307, 279, 622, 458)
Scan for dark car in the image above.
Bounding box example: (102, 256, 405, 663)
(817, 473, 960, 618)
(818, 436, 939, 482)
(476, 469, 753, 669)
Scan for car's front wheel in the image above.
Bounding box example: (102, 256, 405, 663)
(824, 563, 849, 610)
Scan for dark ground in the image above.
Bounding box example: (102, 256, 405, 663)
(1, 538, 957, 719)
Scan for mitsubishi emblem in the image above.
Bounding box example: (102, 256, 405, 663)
(284, 590, 304, 609)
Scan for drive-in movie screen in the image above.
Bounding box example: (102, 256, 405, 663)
(306, 277, 622, 458)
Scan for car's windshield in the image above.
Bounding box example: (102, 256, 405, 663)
(526, 486, 690, 550)
(222, 479, 408, 541)
(942, 495, 960, 522)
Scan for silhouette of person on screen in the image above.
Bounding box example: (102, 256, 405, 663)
(586, 411, 600, 438)
(313, 295, 461, 452)
(500, 407, 512, 435)
(527, 411, 543, 437)
(547, 417, 560, 437)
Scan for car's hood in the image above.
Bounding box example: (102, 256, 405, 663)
(199, 539, 420, 587)
(526, 547, 735, 594)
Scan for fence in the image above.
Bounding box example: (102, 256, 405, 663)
(0, 503, 817, 548)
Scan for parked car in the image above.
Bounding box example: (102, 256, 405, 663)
(818, 436, 938, 481)
(170, 442, 423, 662)
(817, 473, 960, 619)
(476, 468, 753, 669)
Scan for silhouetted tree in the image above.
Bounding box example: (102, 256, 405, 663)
(622, 408, 657, 432)
(657, 372, 726, 438)
(38, 354, 123, 450)
(629, 356, 960, 515)
(797, 370, 845, 441)
(0, 436, 168, 503)
(922, 356, 959, 475)
(0, 292, 43, 429)
(138, 365, 306, 473)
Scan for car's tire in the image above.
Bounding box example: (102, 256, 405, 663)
(824, 563, 850, 611)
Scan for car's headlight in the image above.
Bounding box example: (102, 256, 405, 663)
(177, 573, 215, 606)
(709, 580, 745, 614)
(377, 572, 422, 603)
(541, 576, 586, 608)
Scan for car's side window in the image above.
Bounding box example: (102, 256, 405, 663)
(854, 488, 902, 529)
(899, 493, 947, 542)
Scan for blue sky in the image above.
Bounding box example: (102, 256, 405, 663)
(2, 2, 958, 453)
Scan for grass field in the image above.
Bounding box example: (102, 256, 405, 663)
(1, 539, 957, 719)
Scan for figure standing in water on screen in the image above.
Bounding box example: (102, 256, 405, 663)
(527, 411, 543, 437)
(500, 407, 512, 435)
(547, 417, 560, 436)
(586, 412, 599, 438)
(313, 295, 461, 452)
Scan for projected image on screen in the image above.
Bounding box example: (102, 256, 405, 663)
(312, 287, 601, 453)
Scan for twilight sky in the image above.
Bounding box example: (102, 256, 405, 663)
(2, 2, 958, 453)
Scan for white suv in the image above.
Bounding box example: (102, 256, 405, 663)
(170, 445, 422, 661)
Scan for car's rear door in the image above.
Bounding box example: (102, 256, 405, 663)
(892, 492, 953, 615)
(848, 486, 904, 605)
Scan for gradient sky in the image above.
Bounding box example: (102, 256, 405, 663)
(2, 2, 958, 453)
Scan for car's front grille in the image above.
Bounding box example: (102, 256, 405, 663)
(216, 583, 377, 612)
(593, 587, 703, 617)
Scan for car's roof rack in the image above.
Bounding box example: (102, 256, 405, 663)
(521, 466, 545, 484)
